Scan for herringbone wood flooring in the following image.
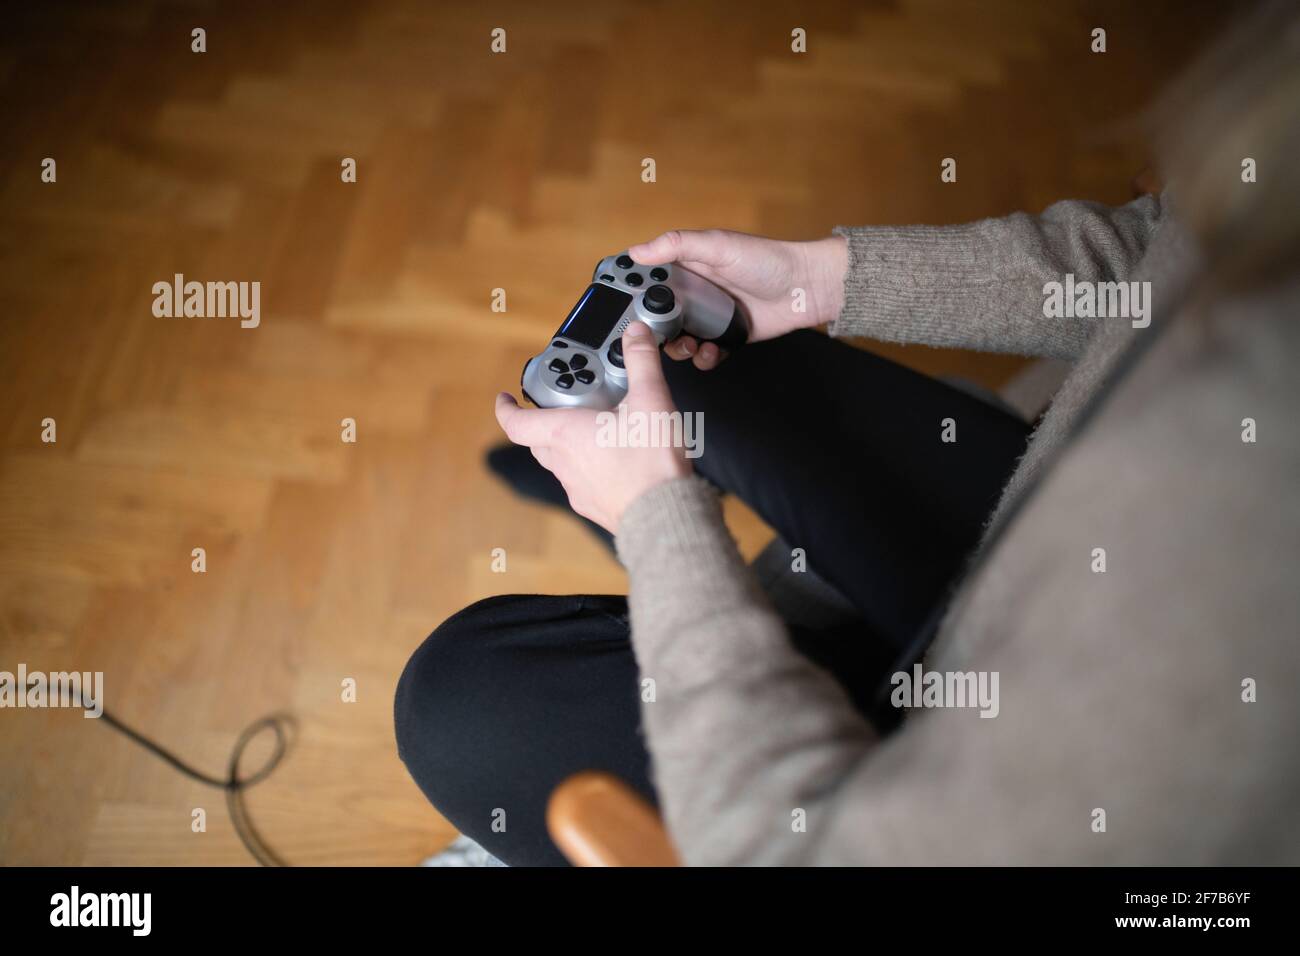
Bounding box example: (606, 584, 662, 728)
(0, 0, 1229, 864)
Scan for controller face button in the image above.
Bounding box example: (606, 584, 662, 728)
(568, 354, 588, 370)
(575, 369, 595, 385)
(625, 272, 643, 287)
(607, 339, 625, 369)
(650, 267, 668, 281)
(644, 284, 675, 315)
(615, 254, 634, 269)
(548, 358, 570, 373)
(555, 373, 575, 389)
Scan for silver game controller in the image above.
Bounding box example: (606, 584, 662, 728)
(520, 252, 747, 409)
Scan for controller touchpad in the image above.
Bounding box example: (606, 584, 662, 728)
(556, 283, 630, 349)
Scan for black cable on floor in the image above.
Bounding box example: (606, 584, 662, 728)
(91, 702, 295, 867)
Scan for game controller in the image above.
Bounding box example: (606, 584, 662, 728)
(520, 251, 747, 409)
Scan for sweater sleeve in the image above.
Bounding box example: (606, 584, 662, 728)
(615, 475, 880, 865)
(830, 193, 1164, 359)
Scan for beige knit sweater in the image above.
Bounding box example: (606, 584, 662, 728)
(614, 195, 1300, 864)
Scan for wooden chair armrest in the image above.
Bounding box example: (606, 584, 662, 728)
(546, 771, 680, 867)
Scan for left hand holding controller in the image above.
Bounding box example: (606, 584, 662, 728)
(495, 322, 692, 534)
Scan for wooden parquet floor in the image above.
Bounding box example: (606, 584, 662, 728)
(0, 0, 1229, 864)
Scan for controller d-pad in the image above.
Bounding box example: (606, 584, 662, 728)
(575, 369, 595, 385)
(568, 354, 588, 370)
(555, 373, 575, 389)
(548, 358, 569, 373)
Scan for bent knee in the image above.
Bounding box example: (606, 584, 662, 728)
(393, 594, 589, 762)
(395, 595, 510, 759)
(392, 593, 629, 770)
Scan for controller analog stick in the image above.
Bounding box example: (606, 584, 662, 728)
(644, 284, 675, 315)
(607, 336, 625, 369)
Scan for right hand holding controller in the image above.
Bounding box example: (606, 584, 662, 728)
(628, 229, 849, 370)
(519, 231, 849, 409)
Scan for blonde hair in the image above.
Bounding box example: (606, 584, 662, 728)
(1150, 1, 1300, 291)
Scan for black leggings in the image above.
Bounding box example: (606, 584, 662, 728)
(394, 331, 1031, 866)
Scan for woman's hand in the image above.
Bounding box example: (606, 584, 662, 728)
(495, 322, 691, 534)
(627, 229, 848, 370)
